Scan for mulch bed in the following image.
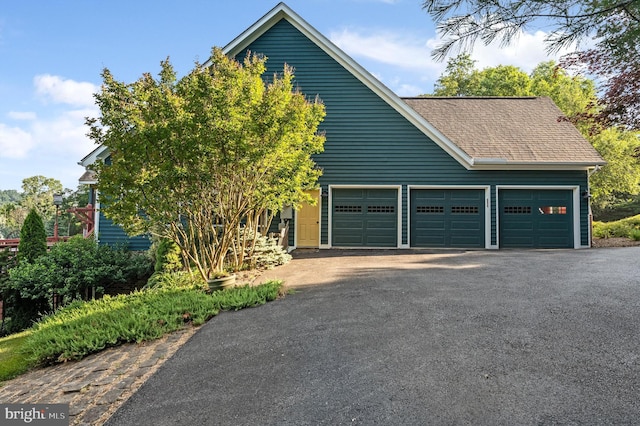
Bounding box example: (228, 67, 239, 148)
(591, 237, 640, 248)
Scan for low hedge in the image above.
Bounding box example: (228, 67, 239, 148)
(24, 280, 284, 366)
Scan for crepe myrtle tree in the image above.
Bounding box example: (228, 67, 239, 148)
(87, 47, 326, 281)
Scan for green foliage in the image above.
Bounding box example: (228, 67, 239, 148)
(153, 238, 182, 273)
(592, 215, 640, 238)
(24, 280, 283, 365)
(89, 48, 325, 281)
(629, 229, 640, 241)
(18, 209, 47, 264)
(0, 331, 33, 382)
(0, 179, 88, 239)
(145, 271, 208, 291)
(20, 176, 63, 221)
(244, 230, 292, 270)
(0, 190, 21, 206)
(589, 128, 640, 212)
(3, 237, 153, 333)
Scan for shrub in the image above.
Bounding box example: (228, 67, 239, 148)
(17, 209, 46, 265)
(145, 271, 208, 291)
(629, 229, 640, 241)
(593, 214, 640, 238)
(3, 237, 153, 332)
(24, 280, 283, 365)
(153, 238, 182, 273)
(238, 228, 291, 270)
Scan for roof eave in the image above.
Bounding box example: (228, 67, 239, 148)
(221, 2, 475, 169)
(78, 145, 110, 168)
(470, 159, 607, 171)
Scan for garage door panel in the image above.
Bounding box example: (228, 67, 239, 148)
(499, 189, 573, 248)
(332, 188, 397, 247)
(411, 189, 485, 248)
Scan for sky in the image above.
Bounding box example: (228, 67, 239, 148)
(0, 0, 577, 192)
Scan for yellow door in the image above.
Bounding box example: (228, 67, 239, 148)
(297, 190, 320, 248)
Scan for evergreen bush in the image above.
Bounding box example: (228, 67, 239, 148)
(17, 209, 46, 264)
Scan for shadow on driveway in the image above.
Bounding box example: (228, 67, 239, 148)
(107, 248, 640, 425)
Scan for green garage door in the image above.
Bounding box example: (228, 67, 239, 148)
(499, 189, 573, 248)
(410, 189, 485, 248)
(332, 188, 397, 247)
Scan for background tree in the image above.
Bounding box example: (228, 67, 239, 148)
(88, 47, 325, 281)
(0, 180, 87, 239)
(20, 176, 63, 220)
(429, 55, 640, 215)
(0, 190, 21, 205)
(422, 0, 640, 129)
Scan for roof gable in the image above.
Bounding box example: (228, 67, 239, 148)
(222, 2, 474, 169)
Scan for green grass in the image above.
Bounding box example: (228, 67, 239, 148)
(593, 214, 640, 238)
(0, 330, 34, 382)
(0, 280, 284, 381)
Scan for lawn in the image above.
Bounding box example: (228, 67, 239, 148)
(0, 330, 33, 382)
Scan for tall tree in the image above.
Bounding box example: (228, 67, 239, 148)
(20, 176, 63, 220)
(87, 48, 325, 281)
(422, 0, 640, 129)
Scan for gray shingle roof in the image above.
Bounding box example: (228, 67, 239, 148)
(403, 96, 605, 166)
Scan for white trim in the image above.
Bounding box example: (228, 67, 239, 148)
(79, 145, 110, 168)
(293, 188, 321, 249)
(221, 3, 475, 170)
(94, 196, 101, 244)
(328, 184, 402, 249)
(407, 185, 491, 249)
(470, 161, 605, 171)
(495, 185, 581, 249)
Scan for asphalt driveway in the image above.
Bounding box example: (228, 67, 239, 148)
(107, 248, 640, 425)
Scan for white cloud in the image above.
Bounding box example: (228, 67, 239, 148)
(34, 74, 98, 107)
(31, 109, 97, 159)
(8, 111, 37, 120)
(0, 123, 35, 158)
(465, 30, 578, 72)
(330, 28, 444, 73)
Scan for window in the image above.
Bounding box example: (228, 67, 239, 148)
(416, 206, 444, 214)
(367, 206, 395, 214)
(504, 206, 532, 214)
(451, 206, 479, 214)
(334, 205, 362, 213)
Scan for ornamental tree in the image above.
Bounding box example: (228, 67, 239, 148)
(87, 47, 325, 281)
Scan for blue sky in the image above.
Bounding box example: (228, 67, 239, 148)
(0, 0, 575, 191)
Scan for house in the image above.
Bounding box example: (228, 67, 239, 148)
(79, 2, 605, 250)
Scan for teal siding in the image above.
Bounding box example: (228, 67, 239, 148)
(240, 20, 591, 248)
(98, 211, 151, 251)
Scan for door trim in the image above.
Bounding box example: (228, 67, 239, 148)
(496, 185, 580, 249)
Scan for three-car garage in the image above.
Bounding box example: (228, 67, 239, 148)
(327, 186, 578, 249)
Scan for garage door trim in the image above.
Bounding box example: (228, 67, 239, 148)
(329, 185, 402, 248)
(408, 185, 491, 249)
(496, 185, 581, 249)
